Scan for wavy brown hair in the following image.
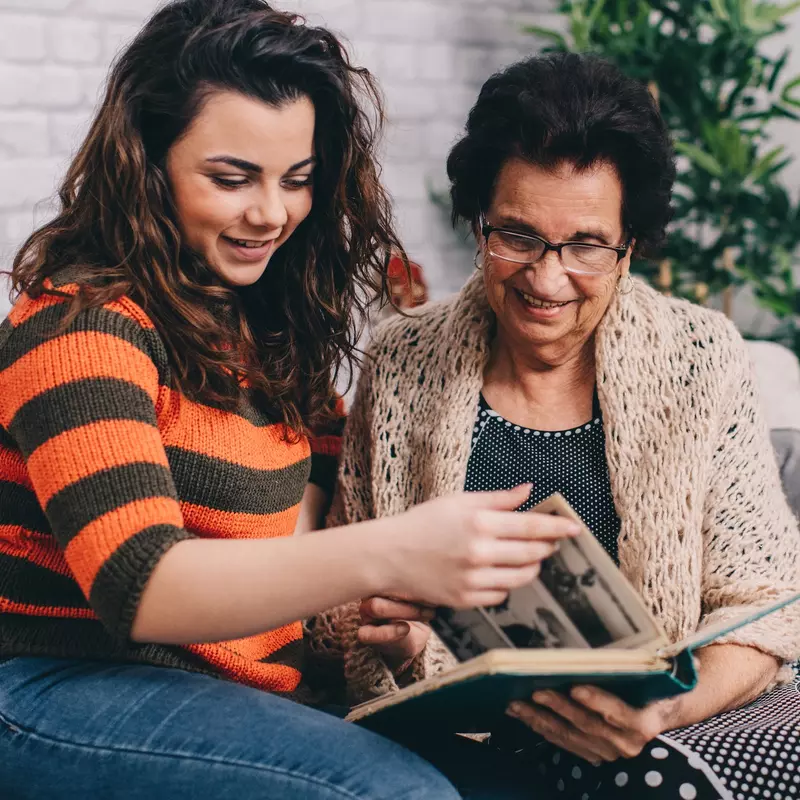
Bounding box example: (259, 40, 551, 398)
(10, 0, 402, 435)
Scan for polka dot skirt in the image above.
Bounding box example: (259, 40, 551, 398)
(465, 394, 620, 562)
(467, 395, 800, 798)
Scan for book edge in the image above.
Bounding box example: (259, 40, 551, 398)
(345, 647, 669, 722)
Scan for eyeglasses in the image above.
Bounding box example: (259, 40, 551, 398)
(480, 216, 631, 276)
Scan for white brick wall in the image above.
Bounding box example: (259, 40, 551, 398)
(0, 0, 163, 318)
(0, 0, 558, 317)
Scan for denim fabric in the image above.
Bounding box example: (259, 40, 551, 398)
(0, 657, 547, 800)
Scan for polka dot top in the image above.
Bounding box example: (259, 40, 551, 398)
(465, 393, 621, 563)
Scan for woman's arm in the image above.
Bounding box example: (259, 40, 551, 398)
(131, 484, 576, 643)
(132, 515, 400, 643)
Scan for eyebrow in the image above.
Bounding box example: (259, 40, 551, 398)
(495, 215, 614, 246)
(205, 155, 317, 174)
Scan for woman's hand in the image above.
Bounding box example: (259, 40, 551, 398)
(357, 596, 433, 671)
(507, 686, 681, 764)
(378, 483, 581, 609)
(358, 484, 579, 669)
(506, 643, 781, 764)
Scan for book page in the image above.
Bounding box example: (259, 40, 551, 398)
(431, 580, 590, 661)
(431, 493, 664, 660)
(532, 494, 664, 649)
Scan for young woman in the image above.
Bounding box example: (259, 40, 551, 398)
(0, 2, 576, 797)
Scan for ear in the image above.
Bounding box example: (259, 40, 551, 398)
(619, 237, 636, 276)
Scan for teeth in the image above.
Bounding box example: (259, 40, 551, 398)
(518, 289, 569, 309)
(227, 237, 268, 249)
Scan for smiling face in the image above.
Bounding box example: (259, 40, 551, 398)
(481, 157, 632, 367)
(166, 90, 316, 287)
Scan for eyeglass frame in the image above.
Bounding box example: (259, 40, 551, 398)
(479, 214, 633, 275)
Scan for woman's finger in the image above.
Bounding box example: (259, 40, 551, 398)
(460, 590, 510, 608)
(507, 702, 609, 764)
(570, 686, 668, 750)
(461, 484, 533, 511)
(571, 686, 643, 731)
(467, 565, 542, 591)
(472, 538, 559, 567)
(532, 691, 631, 760)
(357, 622, 410, 645)
(478, 510, 581, 541)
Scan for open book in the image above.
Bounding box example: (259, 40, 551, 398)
(347, 494, 800, 733)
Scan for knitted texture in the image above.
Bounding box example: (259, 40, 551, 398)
(0, 277, 341, 694)
(310, 272, 800, 705)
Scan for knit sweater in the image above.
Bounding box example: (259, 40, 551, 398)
(309, 272, 800, 705)
(0, 276, 341, 693)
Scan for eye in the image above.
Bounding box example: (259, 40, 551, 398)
(570, 245, 608, 262)
(497, 231, 533, 251)
(282, 174, 314, 189)
(211, 175, 248, 189)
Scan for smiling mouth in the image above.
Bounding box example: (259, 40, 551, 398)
(222, 235, 274, 249)
(516, 288, 574, 309)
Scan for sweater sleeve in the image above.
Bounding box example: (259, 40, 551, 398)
(0, 293, 195, 643)
(308, 395, 346, 497)
(699, 324, 800, 675)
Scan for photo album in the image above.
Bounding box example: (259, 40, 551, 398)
(347, 494, 800, 733)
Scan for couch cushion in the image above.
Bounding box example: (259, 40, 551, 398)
(746, 340, 800, 518)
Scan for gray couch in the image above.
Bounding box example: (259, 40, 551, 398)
(747, 340, 800, 517)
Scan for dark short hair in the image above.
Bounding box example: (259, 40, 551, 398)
(447, 52, 675, 256)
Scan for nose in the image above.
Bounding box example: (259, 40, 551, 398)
(244, 184, 288, 230)
(528, 249, 570, 294)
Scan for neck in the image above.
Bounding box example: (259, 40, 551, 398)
(483, 334, 597, 430)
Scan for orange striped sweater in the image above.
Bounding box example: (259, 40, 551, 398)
(0, 277, 342, 694)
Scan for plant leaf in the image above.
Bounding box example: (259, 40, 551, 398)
(781, 74, 800, 106)
(756, 155, 794, 184)
(521, 26, 569, 49)
(587, 0, 608, 27)
(765, 0, 800, 20)
(709, 0, 731, 21)
(767, 49, 790, 91)
(750, 145, 786, 182)
(675, 142, 726, 177)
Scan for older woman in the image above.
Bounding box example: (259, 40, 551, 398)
(311, 54, 800, 799)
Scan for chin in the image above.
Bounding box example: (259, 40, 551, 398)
(214, 260, 271, 287)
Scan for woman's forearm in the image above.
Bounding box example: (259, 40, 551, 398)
(131, 485, 577, 646)
(130, 520, 389, 644)
(673, 643, 781, 728)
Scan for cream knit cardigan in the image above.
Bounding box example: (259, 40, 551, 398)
(309, 273, 800, 706)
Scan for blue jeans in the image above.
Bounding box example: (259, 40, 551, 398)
(0, 657, 545, 800)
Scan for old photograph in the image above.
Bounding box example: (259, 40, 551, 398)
(532, 497, 661, 650)
(483, 580, 590, 649)
(431, 606, 514, 662)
